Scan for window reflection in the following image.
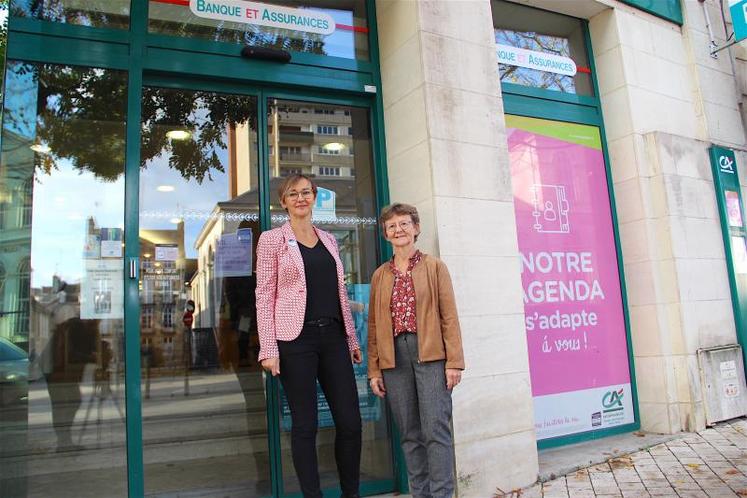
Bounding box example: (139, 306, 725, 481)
(139, 87, 272, 496)
(0, 61, 128, 497)
(10, 0, 130, 29)
(266, 99, 390, 494)
(148, 0, 369, 60)
(492, 0, 593, 95)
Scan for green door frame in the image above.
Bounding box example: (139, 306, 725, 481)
(499, 17, 641, 450)
(4, 0, 399, 496)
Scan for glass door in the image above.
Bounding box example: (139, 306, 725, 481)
(134, 86, 393, 497)
(137, 85, 269, 496)
(265, 98, 392, 497)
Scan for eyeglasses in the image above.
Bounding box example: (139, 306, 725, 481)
(285, 189, 314, 201)
(384, 220, 413, 232)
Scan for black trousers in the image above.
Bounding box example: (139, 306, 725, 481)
(278, 322, 362, 498)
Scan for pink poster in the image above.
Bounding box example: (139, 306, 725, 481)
(507, 116, 634, 439)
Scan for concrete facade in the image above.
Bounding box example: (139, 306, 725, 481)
(376, 0, 747, 495)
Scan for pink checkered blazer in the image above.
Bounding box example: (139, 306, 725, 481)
(256, 222, 358, 361)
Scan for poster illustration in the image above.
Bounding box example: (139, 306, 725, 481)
(80, 259, 124, 319)
(507, 115, 634, 440)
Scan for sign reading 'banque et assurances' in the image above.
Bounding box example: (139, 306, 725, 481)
(496, 43, 577, 77)
(190, 0, 336, 35)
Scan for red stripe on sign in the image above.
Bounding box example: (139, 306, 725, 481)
(577, 66, 591, 74)
(335, 23, 369, 33)
(151, 0, 190, 5)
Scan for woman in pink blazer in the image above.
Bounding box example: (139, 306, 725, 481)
(256, 174, 362, 498)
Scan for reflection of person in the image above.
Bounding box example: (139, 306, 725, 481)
(367, 203, 465, 498)
(41, 317, 98, 451)
(256, 174, 362, 498)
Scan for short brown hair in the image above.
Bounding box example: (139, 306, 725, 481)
(379, 203, 420, 241)
(278, 174, 318, 204)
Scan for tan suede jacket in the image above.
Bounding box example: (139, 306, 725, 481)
(367, 254, 465, 379)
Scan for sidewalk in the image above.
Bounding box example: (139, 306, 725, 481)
(509, 418, 747, 497)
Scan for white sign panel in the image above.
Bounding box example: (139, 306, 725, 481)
(215, 228, 253, 278)
(313, 187, 337, 222)
(155, 244, 179, 262)
(100, 227, 123, 258)
(80, 259, 124, 320)
(496, 44, 577, 77)
(533, 384, 635, 439)
(190, 0, 335, 35)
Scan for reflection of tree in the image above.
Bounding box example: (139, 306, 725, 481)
(495, 30, 576, 94)
(141, 87, 257, 183)
(150, 5, 326, 55)
(10, 0, 129, 29)
(5, 63, 258, 183)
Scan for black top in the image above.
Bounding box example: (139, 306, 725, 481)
(298, 241, 342, 322)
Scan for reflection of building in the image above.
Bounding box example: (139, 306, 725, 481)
(0, 129, 34, 349)
(139, 221, 196, 366)
(266, 103, 356, 180)
(226, 103, 377, 285)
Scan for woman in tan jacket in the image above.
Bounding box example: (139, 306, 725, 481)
(367, 203, 464, 498)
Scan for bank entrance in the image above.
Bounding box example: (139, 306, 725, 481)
(0, 2, 396, 497)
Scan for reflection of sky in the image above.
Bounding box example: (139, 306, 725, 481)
(317, 8, 355, 59)
(3, 63, 37, 140)
(140, 148, 231, 259)
(31, 160, 125, 288)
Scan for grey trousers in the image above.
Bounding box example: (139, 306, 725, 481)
(382, 333, 455, 498)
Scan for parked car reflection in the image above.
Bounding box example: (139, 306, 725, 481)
(0, 337, 29, 420)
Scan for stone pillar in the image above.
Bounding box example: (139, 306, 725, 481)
(376, 0, 537, 494)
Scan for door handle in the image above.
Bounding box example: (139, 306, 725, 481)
(129, 257, 139, 279)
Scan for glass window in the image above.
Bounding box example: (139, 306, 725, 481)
(492, 0, 593, 96)
(0, 60, 128, 496)
(148, 0, 370, 60)
(10, 0, 130, 29)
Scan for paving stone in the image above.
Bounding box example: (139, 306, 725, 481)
(674, 491, 708, 498)
(642, 479, 673, 489)
(667, 477, 700, 490)
(590, 463, 613, 473)
(621, 491, 651, 498)
(614, 470, 643, 483)
(647, 489, 678, 497)
(638, 471, 667, 481)
(702, 487, 738, 497)
(618, 482, 646, 491)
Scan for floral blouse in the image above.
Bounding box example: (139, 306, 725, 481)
(389, 250, 422, 336)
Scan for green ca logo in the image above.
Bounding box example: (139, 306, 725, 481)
(602, 388, 624, 409)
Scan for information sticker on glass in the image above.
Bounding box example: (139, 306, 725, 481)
(155, 244, 179, 261)
(726, 190, 744, 227)
(100, 227, 123, 258)
(215, 228, 253, 278)
(732, 236, 747, 274)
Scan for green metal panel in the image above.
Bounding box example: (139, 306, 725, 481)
(146, 33, 373, 73)
(503, 19, 640, 450)
(7, 31, 129, 70)
(709, 146, 747, 370)
(124, 2, 148, 497)
(143, 47, 373, 93)
(9, 17, 130, 43)
(502, 91, 602, 126)
(619, 0, 683, 25)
